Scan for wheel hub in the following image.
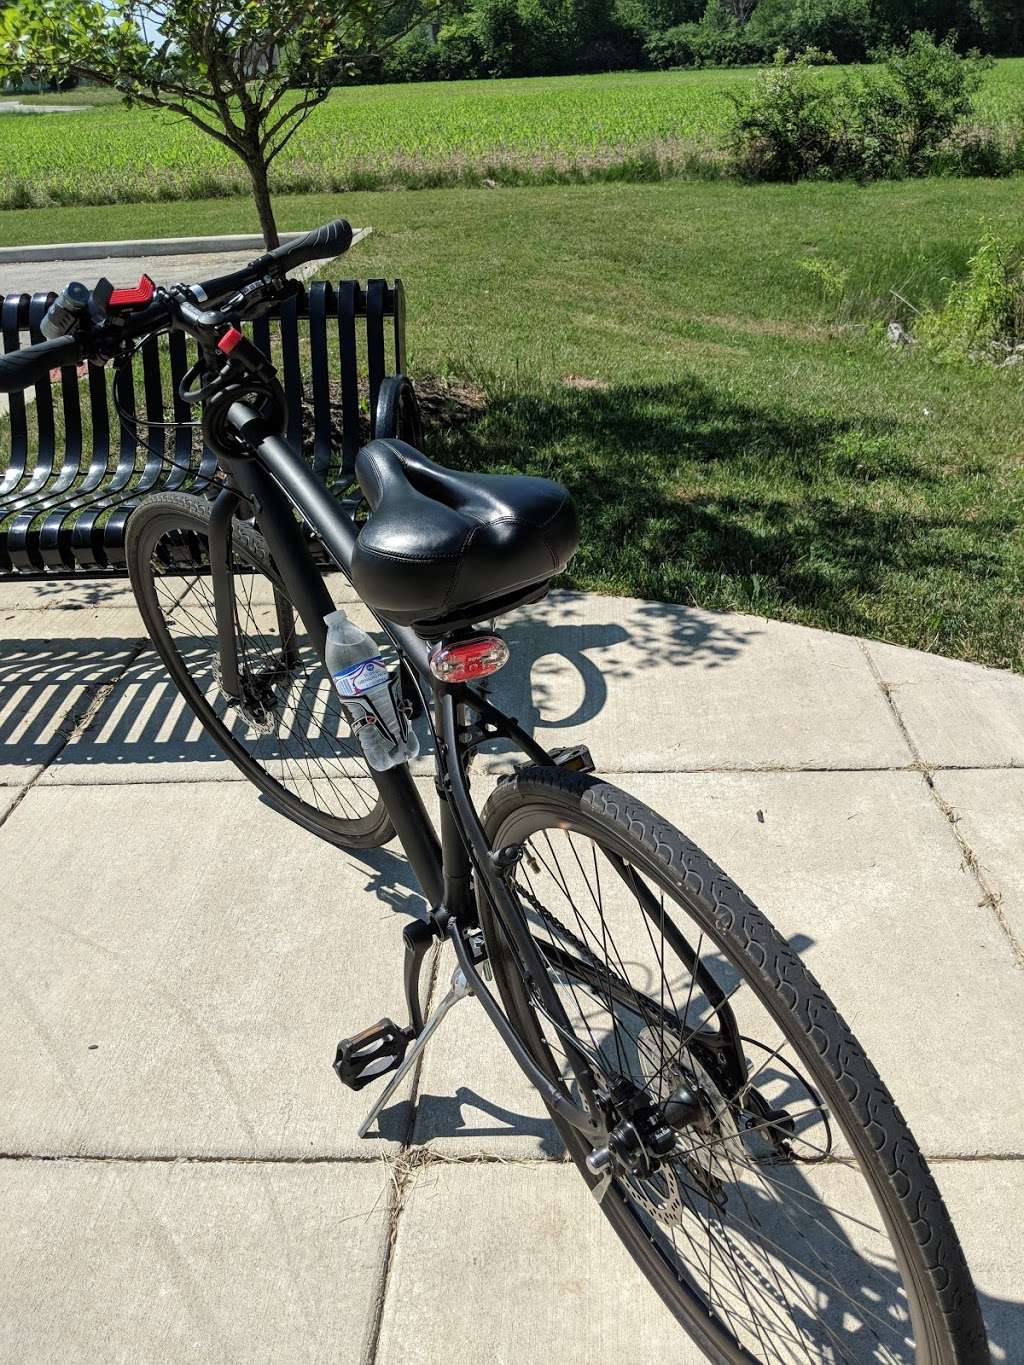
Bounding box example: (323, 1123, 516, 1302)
(590, 1027, 749, 1226)
(212, 657, 284, 735)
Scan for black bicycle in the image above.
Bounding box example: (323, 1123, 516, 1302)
(1, 219, 989, 1365)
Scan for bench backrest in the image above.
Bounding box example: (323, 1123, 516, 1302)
(0, 278, 407, 576)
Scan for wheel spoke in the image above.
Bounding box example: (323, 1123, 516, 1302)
(145, 525, 381, 831)
(495, 812, 926, 1364)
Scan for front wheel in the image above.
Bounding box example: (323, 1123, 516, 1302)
(478, 767, 988, 1365)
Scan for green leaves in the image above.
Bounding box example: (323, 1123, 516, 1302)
(726, 34, 996, 181)
(1, 0, 420, 243)
(2, 0, 396, 108)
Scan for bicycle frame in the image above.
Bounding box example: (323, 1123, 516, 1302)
(212, 401, 605, 1140)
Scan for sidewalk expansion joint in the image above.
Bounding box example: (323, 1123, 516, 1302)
(0, 1148, 1018, 1167)
(860, 640, 1024, 970)
(0, 1151, 392, 1165)
(28, 763, 1024, 795)
(361, 940, 444, 1365)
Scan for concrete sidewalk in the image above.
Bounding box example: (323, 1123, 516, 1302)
(0, 228, 370, 297)
(0, 577, 1022, 1362)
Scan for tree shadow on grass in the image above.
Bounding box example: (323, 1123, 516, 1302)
(427, 376, 1019, 668)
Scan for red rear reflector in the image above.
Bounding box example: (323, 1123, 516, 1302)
(429, 635, 509, 683)
(218, 327, 243, 354)
(108, 275, 155, 308)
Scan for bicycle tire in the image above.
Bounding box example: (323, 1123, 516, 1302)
(478, 766, 989, 1365)
(126, 491, 394, 849)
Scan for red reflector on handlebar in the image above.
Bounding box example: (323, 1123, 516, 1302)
(218, 327, 243, 354)
(108, 275, 155, 308)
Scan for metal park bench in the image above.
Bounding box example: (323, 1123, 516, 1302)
(0, 278, 422, 578)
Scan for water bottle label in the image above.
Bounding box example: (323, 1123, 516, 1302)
(332, 656, 390, 698)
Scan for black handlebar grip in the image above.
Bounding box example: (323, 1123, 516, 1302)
(261, 218, 354, 272)
(0, 336, 83, 394)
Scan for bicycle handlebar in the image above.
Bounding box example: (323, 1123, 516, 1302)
(0, 216, 354, 394)
(0, 335, 83, 394)
(261, 217, 353, 272)
(194, 217, 353, 304)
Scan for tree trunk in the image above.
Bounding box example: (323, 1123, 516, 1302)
(244, 152, 280, 249)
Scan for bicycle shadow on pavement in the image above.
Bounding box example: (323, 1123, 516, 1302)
(409, 1087, 564, 1157)
(492, 591, 752, 743)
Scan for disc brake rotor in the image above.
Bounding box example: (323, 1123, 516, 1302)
(628, 1025, 747, 1226)
(212, 656, 283, 735)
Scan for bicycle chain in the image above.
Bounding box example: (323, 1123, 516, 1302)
(508, 873, 607, 972)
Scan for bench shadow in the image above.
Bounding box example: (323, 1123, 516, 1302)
(0, 595, 755, 775)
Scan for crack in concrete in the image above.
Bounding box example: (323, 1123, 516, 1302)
(860, 640, 1024, 970)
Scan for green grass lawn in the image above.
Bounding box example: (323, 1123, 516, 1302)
(0, 86, 120, 106)
(3, 58, 1024, 211)
(340, 177, 1019, 671)
(2, 175, 1022, 669)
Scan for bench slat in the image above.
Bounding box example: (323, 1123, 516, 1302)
(1, 278, 411, 578)
(365, 278, 386, 437)
(337, 281, 361, 480)
(308, 282, 333, 479)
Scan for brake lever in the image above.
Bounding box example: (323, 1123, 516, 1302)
(219, 275, 299, 322)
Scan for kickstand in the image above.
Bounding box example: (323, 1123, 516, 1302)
(357, 964, 473, 1139)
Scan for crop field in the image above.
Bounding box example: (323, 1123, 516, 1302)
(2, 59, 1024, 210)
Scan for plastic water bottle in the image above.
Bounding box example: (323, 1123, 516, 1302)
(324, 610, 419, 772)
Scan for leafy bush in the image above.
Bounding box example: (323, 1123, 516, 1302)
(645, 0, 760, 67)
(474, 0, 531, 73)
(725, 48, 845, 178)
(727, 34, 995, 181)
(848, 32, 992, 175)
(970, 0, 1024, 55)
(918, 232, 1024, 359)
(380, 29, 443, 82)
(614, 0, 702, 39)
(434, 20, 485, 78)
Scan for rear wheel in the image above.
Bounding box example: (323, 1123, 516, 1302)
(126, 492, 393, 848)
(479, 767, 988, 1365)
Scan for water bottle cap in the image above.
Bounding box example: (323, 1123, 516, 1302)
(323, 609, 350, 632)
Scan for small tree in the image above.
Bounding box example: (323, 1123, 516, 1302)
(0, 0, 416, 246)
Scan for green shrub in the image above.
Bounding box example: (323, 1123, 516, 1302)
(614, 0, 701, 39)
(475, 0, 531, 73)
(746, 0, 874, 64)
(647, 0, 768, 67)
(848, 32, 992, 175)
(727, 34, 995, 181)
(434, 20, 485, 78)
(726, 48, 845, 179)
(970, 0, 1024, 55)
(380, 30, 442, 82)
(918, 232, 1024, 359)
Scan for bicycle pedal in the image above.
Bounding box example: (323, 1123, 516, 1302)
(334, 1018, 412, 1092)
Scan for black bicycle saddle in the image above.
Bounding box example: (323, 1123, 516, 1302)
(351, 438, 579, 637)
